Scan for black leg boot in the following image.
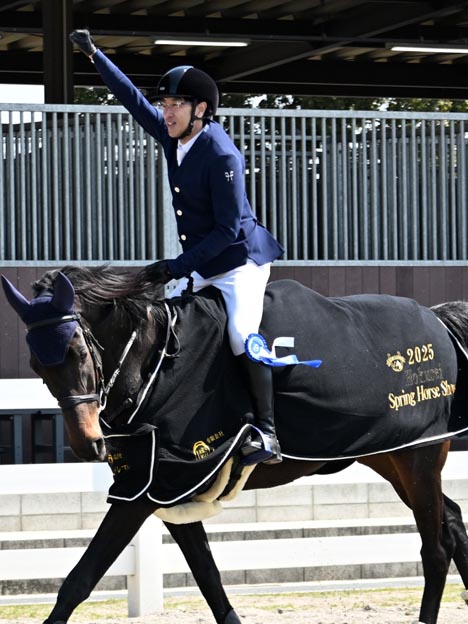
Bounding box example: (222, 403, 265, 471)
(237, 353, 282, 465)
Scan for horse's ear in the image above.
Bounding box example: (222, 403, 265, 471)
(51, 272, 75, 312)
(1, 275, 31, 319)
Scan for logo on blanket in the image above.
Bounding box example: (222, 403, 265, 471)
(107, 452, 130, 475)
(192, 431, 225, 460)
(385, 342, 456, 412)
(193, 440, 213, 460)
(386, 351, 406, 372)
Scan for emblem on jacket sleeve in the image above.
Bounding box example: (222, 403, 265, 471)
(224, 170, 234, 182)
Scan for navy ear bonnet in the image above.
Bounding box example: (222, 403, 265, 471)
(1, 272, 79, 367)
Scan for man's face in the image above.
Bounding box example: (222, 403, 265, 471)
(157, 97, 207, 141)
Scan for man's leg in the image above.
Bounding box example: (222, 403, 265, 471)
(215, 262, 282, 465)
(236, 353, 282, 464)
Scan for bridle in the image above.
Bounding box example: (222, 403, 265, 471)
(26, 312, 137, 411)
(26, 302, 179, 419)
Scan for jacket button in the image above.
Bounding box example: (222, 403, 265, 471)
(180, 234, 187, 241)
(176, 210, 183, 216)
(174, 186, 180, 193)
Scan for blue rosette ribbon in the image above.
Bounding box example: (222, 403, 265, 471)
(245, 333, 322, 368)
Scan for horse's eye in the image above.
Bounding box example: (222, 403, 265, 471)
(79, 347, 88, 362)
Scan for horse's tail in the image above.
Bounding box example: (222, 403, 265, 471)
(432, 300, 468, 353)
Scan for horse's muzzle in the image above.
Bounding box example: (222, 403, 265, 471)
(91, 437, 107, 462)
(73, 437, 107, 462)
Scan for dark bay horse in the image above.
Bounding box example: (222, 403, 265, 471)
(3, 265, 468, 624)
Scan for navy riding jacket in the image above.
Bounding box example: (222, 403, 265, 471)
(92, 50, 284, 279)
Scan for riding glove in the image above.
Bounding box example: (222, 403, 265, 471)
(140, 260, 173, 285)
(69, 29, 97, 57)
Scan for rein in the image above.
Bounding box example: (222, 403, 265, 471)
(99, 330, 137, 410)
(125, 302, 179, 424)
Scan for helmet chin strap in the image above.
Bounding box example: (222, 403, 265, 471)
(177, 119, 195, 141)
(175, 101, 205, 141)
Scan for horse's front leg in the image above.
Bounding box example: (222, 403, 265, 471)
(165, 521, 241, 624)
(43, 498, 157, 624)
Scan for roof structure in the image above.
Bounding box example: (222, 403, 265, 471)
(1, 0, 468, 103)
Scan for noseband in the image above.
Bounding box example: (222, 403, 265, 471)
(26, 313, 136, 411)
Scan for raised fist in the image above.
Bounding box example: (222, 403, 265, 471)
(69, 29, 97, 57)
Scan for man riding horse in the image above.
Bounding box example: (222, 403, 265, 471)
(70, 28, 284, 465)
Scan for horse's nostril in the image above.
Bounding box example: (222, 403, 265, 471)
(91, 438, 106, 461)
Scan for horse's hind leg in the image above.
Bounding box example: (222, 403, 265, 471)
(361, 443, 451, 624)
(443, 494, 468, 600)
(43, 498, 156, 624)
(165, 521, 241, 624)
(389, 444, 452, 624)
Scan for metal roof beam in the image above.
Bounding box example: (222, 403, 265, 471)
(0, 11, 326, 39)
(1, 8, 466, 44)
(225, 81, 468, 99)
(224, 59, 468, 94)
(209, 1, 468, 79)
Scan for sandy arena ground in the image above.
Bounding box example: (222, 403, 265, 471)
(0, 585, 467, 624)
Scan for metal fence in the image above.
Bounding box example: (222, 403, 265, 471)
(1, 104, 467, 262)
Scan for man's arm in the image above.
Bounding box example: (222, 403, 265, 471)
(70, 29, 166, 141)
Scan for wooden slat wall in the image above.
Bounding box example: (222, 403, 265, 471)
(2, 264, 468, 378)
(1, 266, 45, 379)
(271, 264, 468, 304)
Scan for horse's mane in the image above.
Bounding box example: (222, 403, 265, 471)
(32, 265, 167, 329)
(432, 300, 468, 352)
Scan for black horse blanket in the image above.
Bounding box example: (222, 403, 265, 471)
(105, 280, 465, 505)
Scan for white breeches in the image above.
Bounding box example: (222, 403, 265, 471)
(169, 260, 271, 356)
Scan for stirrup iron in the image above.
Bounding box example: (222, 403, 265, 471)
(240, 426, 276, 466)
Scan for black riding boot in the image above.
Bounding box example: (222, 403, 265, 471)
(237, 353, 282, 465)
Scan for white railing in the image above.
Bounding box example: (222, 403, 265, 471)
(0, 462, 163, 616)
(2, 457, 468, 614)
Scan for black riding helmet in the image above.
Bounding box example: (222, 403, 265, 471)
(154, 65, 219, 139)
(156, 65, 219, 116)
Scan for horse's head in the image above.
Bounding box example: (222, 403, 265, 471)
(1, 272, 106, 461)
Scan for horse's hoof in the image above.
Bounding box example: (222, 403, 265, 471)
(461, 588, 468, 604)
(224, 608, 242, 623)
